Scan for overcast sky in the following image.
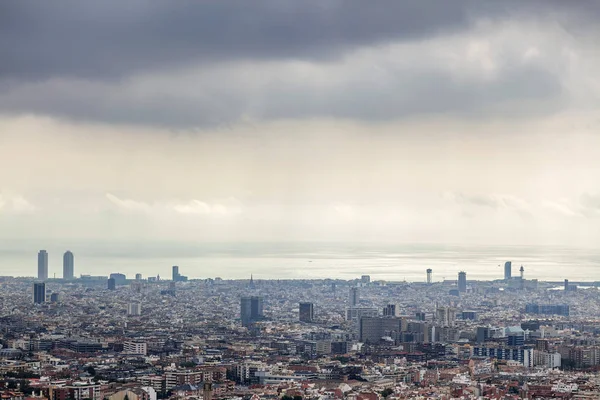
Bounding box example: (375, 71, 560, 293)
(1, 1, 600, 248)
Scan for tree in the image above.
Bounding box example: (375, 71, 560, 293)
(381, 388, 394, 398)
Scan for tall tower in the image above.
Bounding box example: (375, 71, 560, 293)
(504, 261, 512, 280)
(37, 250, 48, 281)
(520, 265, 524, 279)
(564, 279, 569, 291)
(33, 282, 46, 304)
(240, 296, 264, 327)
(63, 251, 74, 280)
(349, 287, 359, 306)
(172, 265, 179, 281)
(299, 302, 314, 323)
(426, 269, 432, 284)
(458, 271, 467, 293)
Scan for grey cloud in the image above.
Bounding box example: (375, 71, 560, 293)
(0, 57, 563, 128)
(0, 0, 591, 82)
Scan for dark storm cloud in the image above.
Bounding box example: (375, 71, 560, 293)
(0, 0, 545, 81)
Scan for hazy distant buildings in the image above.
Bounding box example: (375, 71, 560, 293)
(525, 303, 570, 316)
(50, 292, 60, 303)
(361, 275, 371, 284)
(504, 261, 512, 280)
(107, 278, 116, 290)
(172, 265, 188, 282)
(426, 268, 432, 284)
(458, 271, 467, 292)
(135, 273, 142, 281)
(63, 251, 74, 280)
(299, 302, 314, 323)
(33, 282, 46, 304)
(109, 273, 126, 285)
(37, 250, 48, 280)
(241, 296, 264, 326)
(349, 287, 360, 306)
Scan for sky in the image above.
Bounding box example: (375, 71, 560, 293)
(2, 1, 600, 249)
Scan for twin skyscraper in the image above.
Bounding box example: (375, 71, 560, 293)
(37, 250, 75, 280)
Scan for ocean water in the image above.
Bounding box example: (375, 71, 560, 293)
(0, 242, 599, 282)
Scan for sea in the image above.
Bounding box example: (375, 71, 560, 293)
(0, 241, 599, 282)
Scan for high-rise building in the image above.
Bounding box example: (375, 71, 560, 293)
(564, 279, 569, 291)
(359, 316, 405, 343)
(241, 296, 264, 326)
(127, 302, 142, 316)
(299, 302, 314, 323)
(436, 307, 456, 327)
(426, 269, 432, 284)
(504, 261, 512, 280)
(63, 251, 74, 280)
(458, 271, 467, 293)
(383, 304, 398, 317)
(361, 275, 371, 284)
(38, 250, 48, 281)
(33, 282, 46, 304)
(349, 287, 359, 306)
(107, 278, 116, 290)
(135, 273, 142, 281)
(172, 266, 179, 281)
(50, 292, 60, 303)
(109, 273, 126, 285)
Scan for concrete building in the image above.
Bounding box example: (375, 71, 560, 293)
(349, 287, 359, 306)
(63, 250, 74, 280)
(123, 341, 147, 355)
(504, 261, 512, 280)
(458, 271, 467, 293)
(128, 302, 142, 316)
(299, 302, 314, 323)
(38, 250, 48, 281)
(241, 296, 263, 326)
(33, 282, 46, 304)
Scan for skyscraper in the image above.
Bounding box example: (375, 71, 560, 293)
(107, 278, 116, 290)
(299, 302, 314, 323)
(458, 271, 467, 293)
(37, 250, 48, 281)
(349, 287, 359, 306)
(426, 269, 432, 284)
(504, 261, 512, 280)
(172, 265, 179, 281)
(63, 251, 74, 280)
(33, 282, 46, 304)
(240, 296, 264, 326)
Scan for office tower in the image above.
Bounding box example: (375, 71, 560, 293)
(135, 273, 142, 281)
(458, 271, 467, 293)
(476, 326, 491, 343)
(383, 304, 398, 317)
(564, 279, 569, 291)
(33, 282, 46, 304)
(63, 251, 74, 280)
(415, 312, 426, 321)
(107, 278, 116, 290)
(436, 307, 456, 327)
(359, 316, 405, 343)
(37, 250, 48, 281)
(361, 275, 371, 284)
(50, 293, 60, 303)
(426, 269, 432, 284)
(240, 296, 264, 326)
(109, 273, 126, 285)
(504, 261, 512, 280)
(299, 302, 314, 323)
(172, 265, 179, 281)
(349, 287, 360, 306)
(127, 302, 142, 316)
